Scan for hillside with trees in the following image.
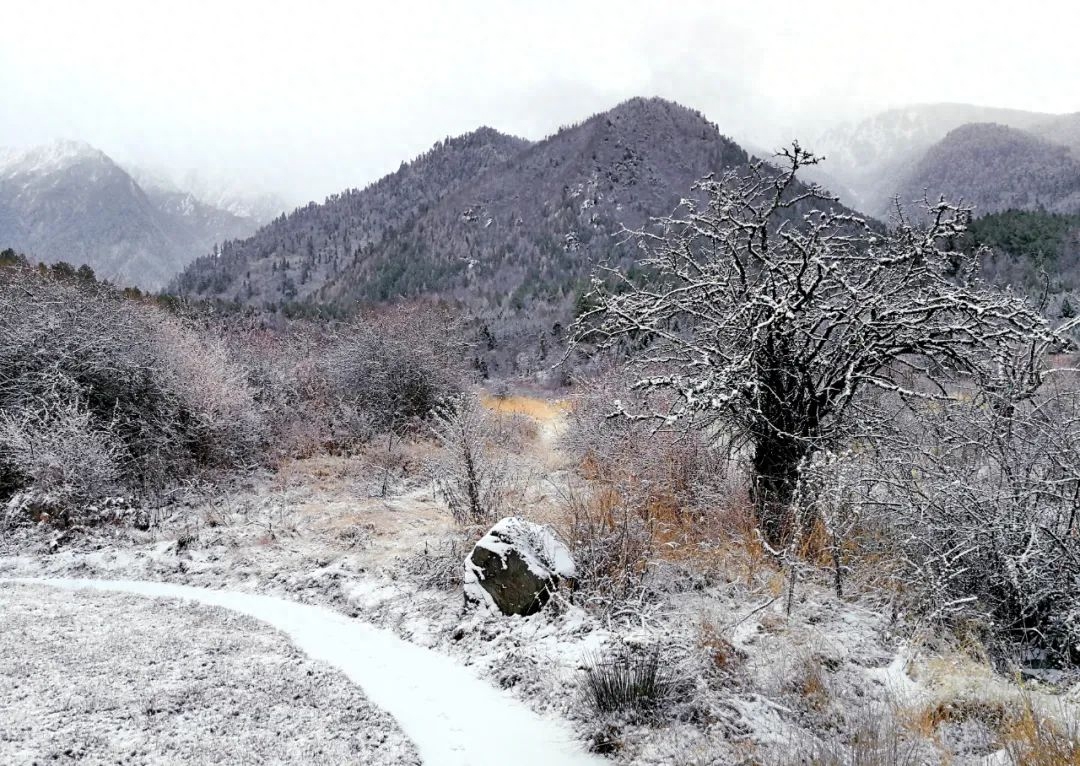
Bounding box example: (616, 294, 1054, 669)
(171, 127, 532, 306)
(894, 123, 1080, 217)
(173, 98, 859, 375)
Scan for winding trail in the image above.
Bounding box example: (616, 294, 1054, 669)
(8, 578, 602, 766)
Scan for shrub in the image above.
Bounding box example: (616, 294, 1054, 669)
(0, 268, 262, 518)
(832, 377, 1080, 664)
(432, 394, 528, 526)
(0, 388, 122, 521)
(559, 482, 655, 612)
(581, 649, 672, 721)
(325, 307, 467, 432)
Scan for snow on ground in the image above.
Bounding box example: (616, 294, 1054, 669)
(0, 582, 419, 766)
(0, 470, 910, 764)
(4, 396, 1075, 764)
(6, 578, 603, 766)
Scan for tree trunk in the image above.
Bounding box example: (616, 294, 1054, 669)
(750, 436, 805, 548)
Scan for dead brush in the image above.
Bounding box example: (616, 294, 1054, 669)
(789, 652, 832, 713)
(399, 530, 478, 590)
(558, 481, 656, 611)
(784, 705, 926, 766)
(998, 694, 1080, 765)
(697, 618, 746, 676)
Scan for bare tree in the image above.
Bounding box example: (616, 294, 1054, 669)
(571, 145, 1056, 546)
(431, 395, 527, 526)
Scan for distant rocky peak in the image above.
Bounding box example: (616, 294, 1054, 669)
(0, 139, 111, 177)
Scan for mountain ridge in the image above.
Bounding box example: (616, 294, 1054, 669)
(894, 122, 1080, 216)
(172, 97, 759, 317)
(0, 140, 263, 288)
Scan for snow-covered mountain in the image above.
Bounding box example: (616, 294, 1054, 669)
(176, 170, 288, 226)
(814, 103, 1056, 214)
(129, 165, 288, 227)
(0, 141, 262, 289)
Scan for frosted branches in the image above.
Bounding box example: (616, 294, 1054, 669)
(571, 144, 1057, 545)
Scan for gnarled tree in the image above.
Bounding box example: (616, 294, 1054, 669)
(571, 145, 1056, 546)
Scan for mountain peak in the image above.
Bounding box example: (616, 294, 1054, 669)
(0, 139, 111, 176)
(462, 125, 526, 144)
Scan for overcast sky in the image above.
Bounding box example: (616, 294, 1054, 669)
(3, 0, 1078, 204)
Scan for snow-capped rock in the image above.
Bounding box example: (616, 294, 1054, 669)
(464, 517, 576, 616)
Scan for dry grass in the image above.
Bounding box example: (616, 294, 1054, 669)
(561, 443, 785, 605)
(899, 685, 1080, 766)
(785, 706, 927, 766)
(999, 695, 1080, 765)
(789, 652, 832, 713)
(905, 697, 1007, 739)
(697, 618, 745, 673)
(479, 393, 569, 422)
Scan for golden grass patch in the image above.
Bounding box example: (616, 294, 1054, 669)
(479, 393, 569, 422)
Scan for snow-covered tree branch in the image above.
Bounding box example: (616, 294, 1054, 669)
(571, 144, 1058, 546)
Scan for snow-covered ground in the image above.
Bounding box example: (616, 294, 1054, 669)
(0, 454, 905, 764)
(4, 578, 602, 766)
(0, 582, 419, 765)
(3, 399, 1078, 764)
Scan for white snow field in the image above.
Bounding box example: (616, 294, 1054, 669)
(0, 582, 419, 765)
(5, 578, 604, 766)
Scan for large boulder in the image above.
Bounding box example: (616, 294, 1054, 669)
(463, 517, 576, 616)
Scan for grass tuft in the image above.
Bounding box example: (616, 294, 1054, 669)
(582, 650, 671, 720)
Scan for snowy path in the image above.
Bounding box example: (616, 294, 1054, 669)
(10, 578, 603, 766)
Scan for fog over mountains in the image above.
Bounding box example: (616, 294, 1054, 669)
(814, 104, 1080, 217)
(0, 141, 273, 288)
(894, 123, 1080, 217)
(4, 98, 1080, 305)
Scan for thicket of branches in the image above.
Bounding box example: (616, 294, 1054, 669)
(216, 304, 470, 460)
(0, 265, 469, 526)
(0, 267, 262, 522)
(568, 145, 1080, 659)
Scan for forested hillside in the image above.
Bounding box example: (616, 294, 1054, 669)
(895, 123, 1080, 216)
(172, 127, 531, 306)
(967, 210, 1080, 312)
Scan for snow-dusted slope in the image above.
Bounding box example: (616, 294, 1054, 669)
(0, 141, 260, 288)
(814, 103, 1057, 214)
(1, 582, 420, 765)
(129, 164, 289, 227)
(12, 578, 603, 766)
